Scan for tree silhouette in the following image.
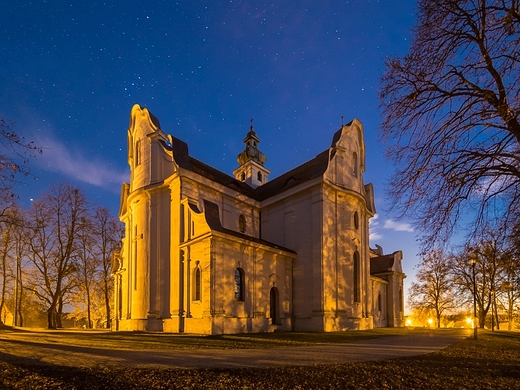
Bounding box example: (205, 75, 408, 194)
(408, 249, 454, 327)
(380, 0, 520, 246)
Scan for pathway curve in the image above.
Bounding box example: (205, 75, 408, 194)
(0, 329, 468, 369)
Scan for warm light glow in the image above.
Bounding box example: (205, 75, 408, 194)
(406, 319, 412, 326)
(466, 317, 474, 328)
(428, 318, 433, 326)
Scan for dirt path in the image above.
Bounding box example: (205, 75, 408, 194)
(0, 329, 468, 369)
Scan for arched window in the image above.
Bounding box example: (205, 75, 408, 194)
(270, 287, 280, 325)
(257, 171, 262, 182)
(353, 251, 361, 303)
(193, 267, 201, 301)
(241, 172, 245, 181)
(239, 214, 246, 233)
(377, 292, 382, 313)
(354, 211, 359, 230)
(352, 152, 358, 177)
(234, 268, 245, 301)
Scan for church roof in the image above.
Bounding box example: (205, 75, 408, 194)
(161, 136, 258, 198)
(370, 256, 396, 274)
(164, 132, 332, 201)
(203, 200, 297, 254)
(191, 157, 258, 198)
(370, 251, 404, 275)
(256, 149, 330, 200)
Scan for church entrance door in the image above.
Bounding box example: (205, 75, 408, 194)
(270, 287, 280, 325)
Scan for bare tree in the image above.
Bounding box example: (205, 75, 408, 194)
(25, 184, 88, 329)
(450, 236, 504, 328)
(74, 215, 98, 328)
(379, 0, 520, 246)
(0, 118, 40, 325)
(0, 218, 14, 324)
(408, 249, 454, 327)
(0, 206, 26, 325)
(92, 207, 122, 329)
(12, 220, 27, 327)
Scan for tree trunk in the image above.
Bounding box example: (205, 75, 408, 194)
(479, 309, 488, 329)
(17, 285, 23, 327)
(0, 235, 8, 325)
(16, 262, 23, 327)
(57, 296, 64, 328)
(494, 302, 500, 330)
(47, 306, 57, 329)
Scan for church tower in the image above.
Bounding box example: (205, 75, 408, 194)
(233, 119, 270, 188)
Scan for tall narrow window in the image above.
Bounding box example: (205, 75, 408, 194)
(135, 140, 141, 166)
(241, 172, 245, 181)
(353, 251, 360, 303)
(352, 152, 358, 177)
(118, 276, 123, 319)
(377, 292, 382, 313)
(257, 171, 262, 182)
(354, 211, 359, 230)
(238, 214, 246, 233)
(194, 267, 201, 301)
(399, 288, 404, 312)
(234, 268, 245, 301)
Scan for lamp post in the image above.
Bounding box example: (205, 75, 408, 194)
(470, 258, 478, 340)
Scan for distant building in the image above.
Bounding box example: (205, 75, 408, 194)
(111, 104, 406, 334)
(370, 245, 406, 328)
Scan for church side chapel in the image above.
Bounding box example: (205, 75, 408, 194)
(111, 104, 406, 334)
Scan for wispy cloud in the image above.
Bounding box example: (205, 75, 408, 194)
(36, 136, 128, 193)
(369, 213, 382, 240)
(383, 219, 414, 232)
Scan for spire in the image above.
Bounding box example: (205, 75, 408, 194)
(233, 119, 270, 188)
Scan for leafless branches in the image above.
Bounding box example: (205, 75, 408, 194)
(0, 118, 41, 199)
(408, 249, 455, 327)
(380, 0, 520, 246)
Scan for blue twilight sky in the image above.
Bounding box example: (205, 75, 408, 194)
(1, 1, 420, 283)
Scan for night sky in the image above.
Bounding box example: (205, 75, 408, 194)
(1, 1, 419, 284)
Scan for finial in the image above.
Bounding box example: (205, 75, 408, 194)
(250, 117, 254, 131)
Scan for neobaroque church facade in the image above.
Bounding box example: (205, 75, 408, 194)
(111, 104, 406, 334)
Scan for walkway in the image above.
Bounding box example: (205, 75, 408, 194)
(0, 329, 468, 369)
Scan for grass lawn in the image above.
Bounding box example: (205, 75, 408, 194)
(0, 328, 519, 389)
(0, 325, 416, 350)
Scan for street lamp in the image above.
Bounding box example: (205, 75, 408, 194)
(470, 257, 478, 340)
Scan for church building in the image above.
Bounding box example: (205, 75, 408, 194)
(111, 104, 406, 334)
